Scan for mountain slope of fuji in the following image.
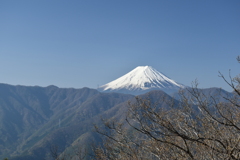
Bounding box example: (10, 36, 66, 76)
(98, 66, 185, 95)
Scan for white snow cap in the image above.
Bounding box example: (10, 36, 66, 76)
(99, 66, 184, 95)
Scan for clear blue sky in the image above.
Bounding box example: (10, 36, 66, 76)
(0, 0, 239, 91)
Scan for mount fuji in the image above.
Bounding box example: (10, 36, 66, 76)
(98, 66, 185, 95)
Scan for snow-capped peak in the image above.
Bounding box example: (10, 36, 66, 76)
(98, 66, 184, 95)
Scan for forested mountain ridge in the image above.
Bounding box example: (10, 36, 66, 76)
(0, 83, 133, 159)
(0, 83, 233, 159)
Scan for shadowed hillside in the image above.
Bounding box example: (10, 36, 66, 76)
(0, 84, 133, 159)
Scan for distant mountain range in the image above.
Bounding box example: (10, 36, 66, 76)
(0, 84, 134, 159)
(1, 83, 186, 159)
(98, 66, 185, 95)
(0, 67, 233, 159)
